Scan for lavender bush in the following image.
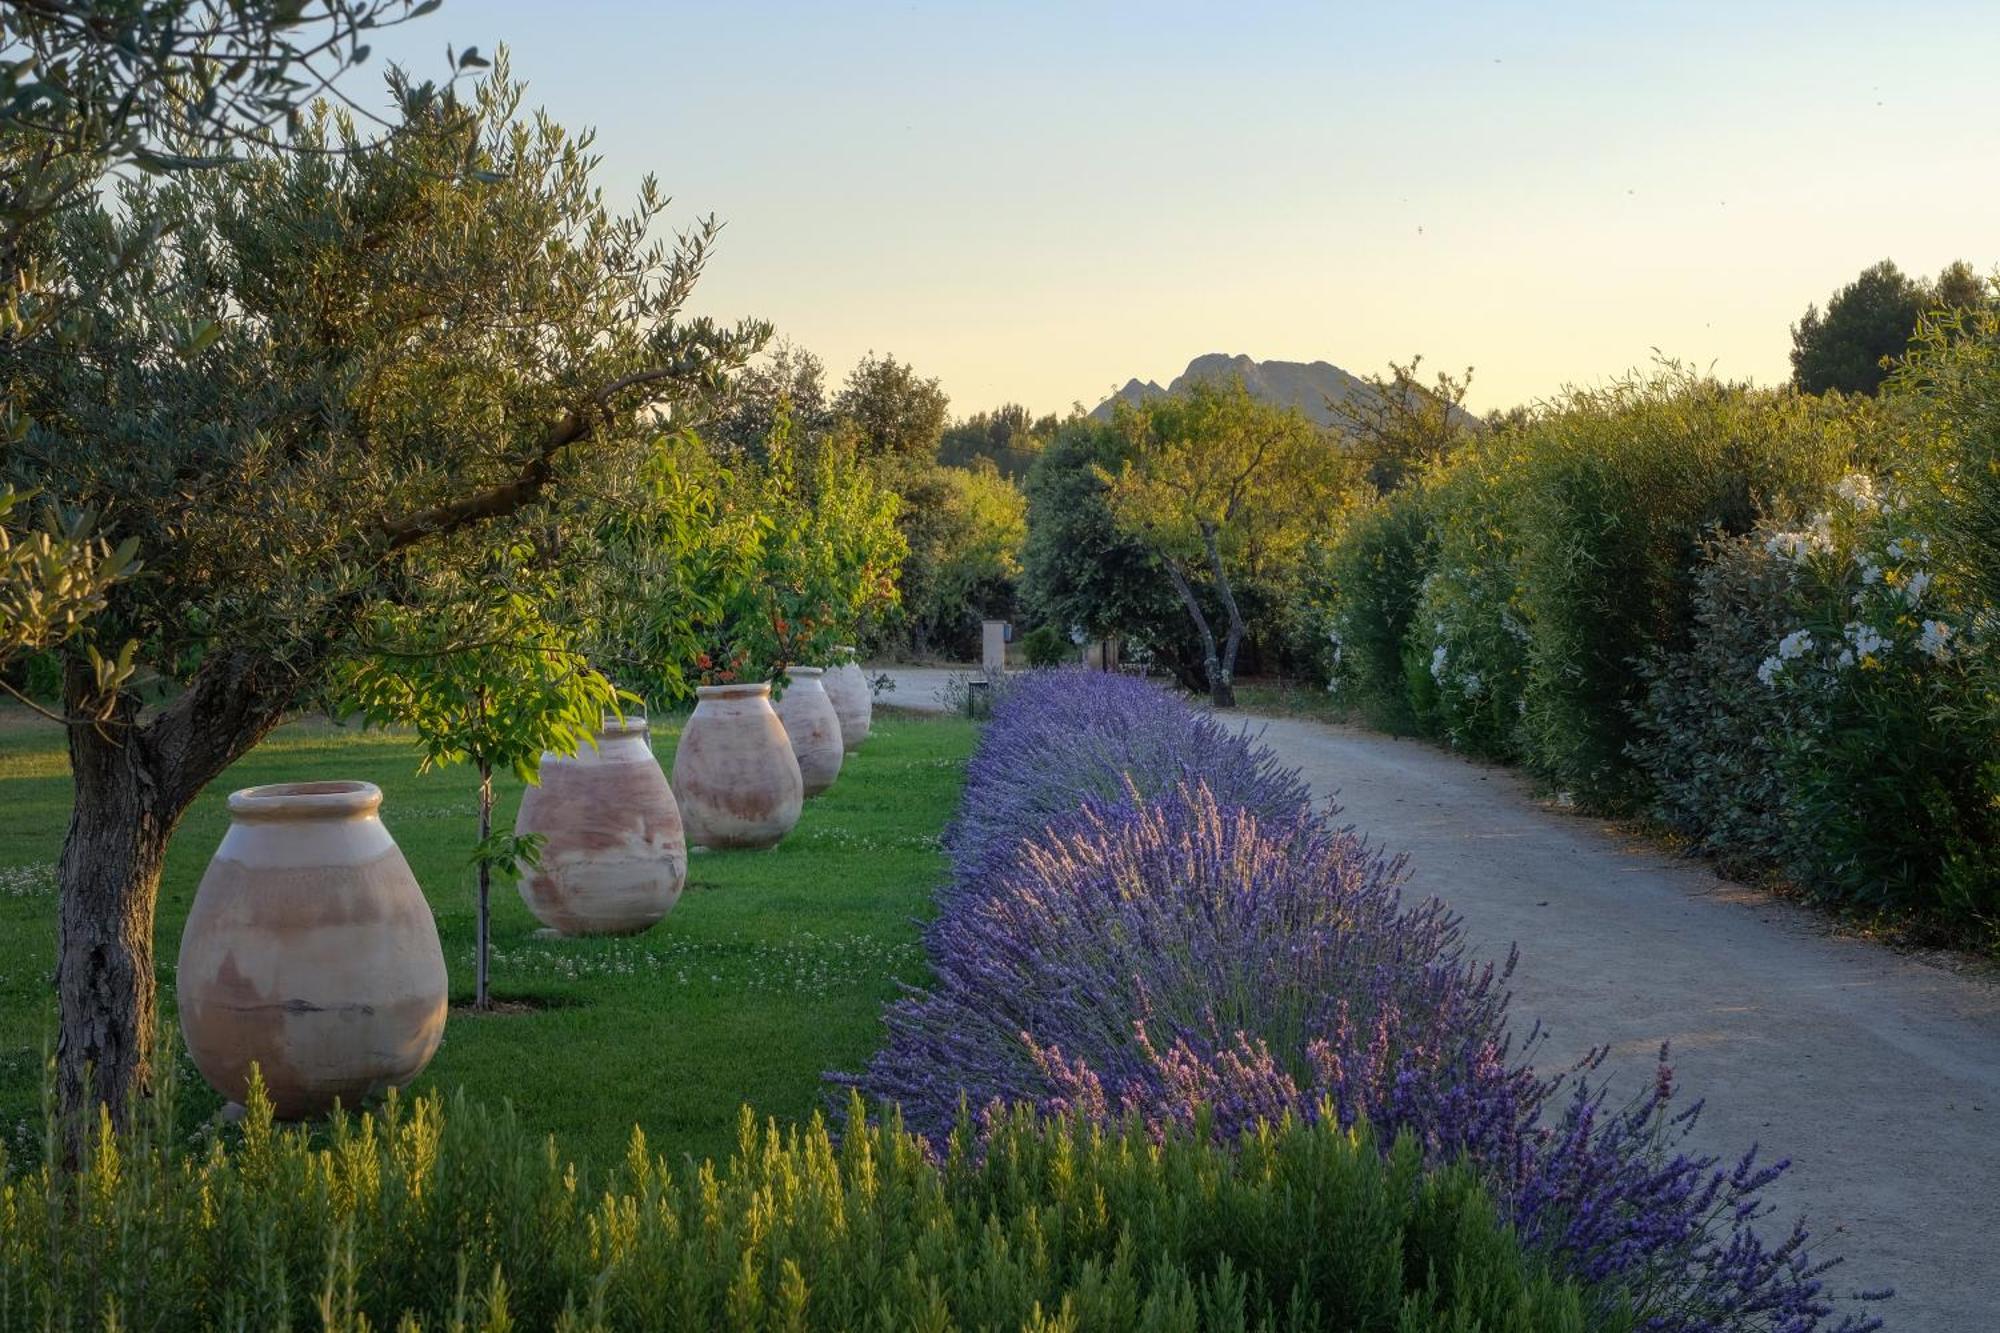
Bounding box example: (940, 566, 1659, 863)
(846, 670, 1885, 1332)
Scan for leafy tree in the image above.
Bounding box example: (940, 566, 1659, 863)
(833, 352, 948, 463)
(1, 0, 457, 237)
(1020, 419, 1201, 688)
(937, 402, 1059, 477)
(1104, 380, 1350, 707)
(1334, 355, 1478, 494)
(7, 64, 763, 1125)
(338, 571, 626, 1010)
(1788, 259, 1990, 395)
(701, 337, 832, 461)
(893, 459, 1025, 659)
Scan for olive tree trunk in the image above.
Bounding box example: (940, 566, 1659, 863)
(55, 654, 288, 1136)
(1199, 520, 1245, 709)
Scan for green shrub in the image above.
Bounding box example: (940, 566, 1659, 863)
(1407, 438, 1533, 759)
(0, 1072, 1611, 1332)
(1021, 623, 1073, 667)
(1318, 488, 1434, 732)
(1631, 531, 1809, 876)
(1509, 373, 1861, 809)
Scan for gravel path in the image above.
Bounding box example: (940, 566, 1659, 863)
(878, 666, 2000, 1330)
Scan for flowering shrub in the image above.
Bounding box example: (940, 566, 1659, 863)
(939, 666, 1312, 892)
(1750, 480, 1998, 931)
(850, 672, 1883, 1331)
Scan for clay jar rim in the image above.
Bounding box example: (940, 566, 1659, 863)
(784, 667, 826, 681)
(696, 682, 770, 700)
(596, 713, 650, 738)
(227, 780, 382, 822)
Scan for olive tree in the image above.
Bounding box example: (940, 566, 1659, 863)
(8, 63, 763, 1124)
(1104, 380, 1350, 707)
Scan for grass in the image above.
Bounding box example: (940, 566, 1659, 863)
(0, 706, 974, 1169)
(1226, 677, 1353, 725)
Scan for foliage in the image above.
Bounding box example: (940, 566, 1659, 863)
(335, 567, 629, 1007)
(1749, 482, 1999, 935)
(0, 487, 138, 690)
(937, 401, 1059, 477)
(1314, 487, 1433, 733)
(831, 351, 949, 463)
(1020, 624, 1071, 667)
(0, 1061, 1605, 1333)
(850, 670, 1881, 1332)
(1631, 532, 1805, 876)
(1505, 373, 1859, 808)
(1020, 419, 1201, 688)
(888, 459, 1025, 659)
(701, 337, 833, 461)
(1105, 379, 1353, 705)
(1333, 355, 1479, 494)
(693, 419, 905, 686)
(1789, 259, 1989, 396)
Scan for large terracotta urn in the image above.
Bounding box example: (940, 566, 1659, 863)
(772, 667, 844, 797)
(822, 647, 872, 751)
(514, 716, 686, 935)
(671, 683, 804, 849)
(177, 781, 446, 1119)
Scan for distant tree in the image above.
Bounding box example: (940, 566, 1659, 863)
(703, 337, 832, 460)
(1931, 260, 1989, 318)
(8, 66, 762, 1127)
(894, 459, 1025, 658)
(1791, 260, 1931, 395)
(1105, 380, 1351, 707)
(1335, 355, 1478, 494)
(938, 402, 1060, 477)
(1021, 419, 1199, 687)
(833, 352, 949, 463)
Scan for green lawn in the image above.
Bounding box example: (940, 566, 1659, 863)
(0, 708, 972, 1169)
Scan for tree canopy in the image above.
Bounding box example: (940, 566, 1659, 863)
(1790, 259, 1990, 396)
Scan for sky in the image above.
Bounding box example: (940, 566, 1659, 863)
(360, 1, 2000, 417)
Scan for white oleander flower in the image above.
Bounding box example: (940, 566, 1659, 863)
(1757, 655, 1783, 686)
(1459, 671, 1484, 698)
(1843, 621, 1886, 659)
(1777, 629, 1814, 660)
(1835, 473, 1879, 510)
(1430, 644, 1448, 683)
(1918, 619, 1954, 660)
(1902, 570, 1931, 606)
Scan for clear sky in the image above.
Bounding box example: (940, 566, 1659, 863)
(361, 1, 2000, 417)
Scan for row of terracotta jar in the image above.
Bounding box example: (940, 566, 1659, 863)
(172, 655, 875, 1120)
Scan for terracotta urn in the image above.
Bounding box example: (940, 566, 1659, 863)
(514, 716, 686, 935)
(772, 667, 844, 797)
(671, 683, 804, 849)
(822, 647, 872, 751)
(177, 781, 446, 1119)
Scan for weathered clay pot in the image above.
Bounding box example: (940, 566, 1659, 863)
(671, 683, 804, 849)
(772, 667, 844, 797)
(822, 647, 872, 751)
(514, 716, 686, 935)
(177, 781, 446, 1119)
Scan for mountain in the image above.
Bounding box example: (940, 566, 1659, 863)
(1088, 353, 1468, 430)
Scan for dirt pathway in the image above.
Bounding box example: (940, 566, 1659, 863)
(880, 667, 2000, 1329)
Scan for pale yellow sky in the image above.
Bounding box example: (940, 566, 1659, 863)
(376, 2, 2000, 416)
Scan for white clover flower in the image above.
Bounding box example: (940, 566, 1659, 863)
(1918, 619, 1954, 660)
(1902, 570, 1931, 606)
(1777, 629, 1814, 660)
(1757, 656, 1783, 686)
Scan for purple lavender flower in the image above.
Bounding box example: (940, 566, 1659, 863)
(837, 670, 1885, 1332)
